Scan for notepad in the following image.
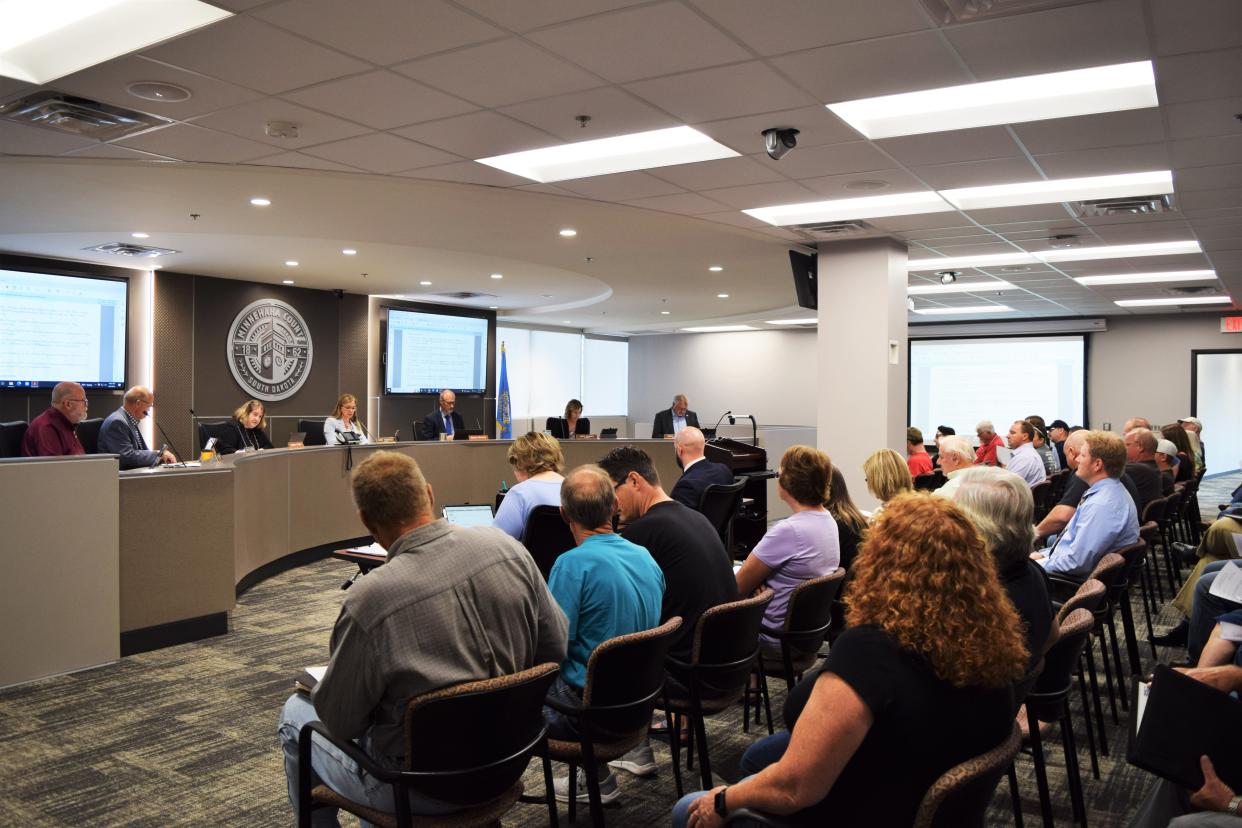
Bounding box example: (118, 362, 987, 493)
(1209, 560, 1242, 603)
(294, 665, 327, 695)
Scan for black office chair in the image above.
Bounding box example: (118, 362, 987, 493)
(913, 471, 946, 491)
(413, 421, 433, 441)
(698, 477, 746, 555)
(297, 419, 327, 446)
(0, 421, 27, 457)
(77, 417, 104, 454)
(198, 421, 235, 453)
(521, 505, 576, 580)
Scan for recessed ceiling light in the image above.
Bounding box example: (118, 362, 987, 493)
(708, 266, 723, 272)
(717, 293, 729, 298)
(1114, 296, 1231, 307)
(282, 279, 294, 285)
(131, 232, 149, 239)
(150, 265, 162, 270)
(341, 248, 357, 256)
(660, 311, 671, 315)
(488, 305, 498, 310)
(127, 81, 191, 102)
(1073, 269, 1217, 286)
(284, 260, 298, 267)
(490, 273, 503, 279)
(0, 0, 232, 85)
(559, 228, 577, 237)
(744, 191, 952, 226)
(939, 170, 1173, 211)
(562, 320, 573, 324)
(907, 240, 1203, 272)
(477, 126, 739, 183)
(912, 305, 1014, 315)
(682, 325, 758, 333)
(250, 197, 271, 206)
(419, 280, 432, 286)
(827, 60, 1157, 139)
(765, 318, 818, 325)
(907, 279, 1015, 295)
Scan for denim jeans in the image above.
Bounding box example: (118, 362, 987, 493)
(277, 693, 458, 827)
(1189, 561, 1242, 662)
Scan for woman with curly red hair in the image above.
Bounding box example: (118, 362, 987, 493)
(673, 492, 1029, 828)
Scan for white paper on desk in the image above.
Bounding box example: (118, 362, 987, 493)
(347, 541, 387, 557)
(1208, 559, 1242, 603)
(306, 665, 327, 682)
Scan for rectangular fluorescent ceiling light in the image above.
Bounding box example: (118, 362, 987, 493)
(940, 171, 1173, 211)
(1114, 296, 1231, 307)
(1073, 270, 1216, 286)
(680, 324, 758, 333)
(765, 318, 818, 325)
(0, 0, 232, 84)
(908, 241, 1203, 272)
(827, 60, 1157, 139)
(743, 191, 951, 226)
(912, 305, 1014, 315)
(475, 126, 739, 183)
(907, 280, 1014, 295)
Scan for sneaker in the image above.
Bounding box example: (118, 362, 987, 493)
(609, 741, 658, 777)
(553, 767, 621, 804)
(1171, 541, 1198, 566)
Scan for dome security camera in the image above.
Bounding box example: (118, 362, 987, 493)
(937, 270, 960, 285)
(762, 127, 800, 161)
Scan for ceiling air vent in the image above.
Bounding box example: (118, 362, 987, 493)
(435, 291, 497, 300)
(791, 220, 880, 241)
(0, 92, 172, 141)
(1073, 194, 1174, 218)
(1164, 285, 1219, 297)
(84, 242, 180, 258)
(918, 0, 1098, 24)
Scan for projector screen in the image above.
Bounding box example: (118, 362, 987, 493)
(0, 268, 127, 389)
(384, 308, 488, 394)
(909, 335, 1086, 441)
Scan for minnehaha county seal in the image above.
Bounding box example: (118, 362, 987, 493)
(227, 299, 313, 401)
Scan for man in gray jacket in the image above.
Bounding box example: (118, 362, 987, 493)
(278, 451, 568, 824)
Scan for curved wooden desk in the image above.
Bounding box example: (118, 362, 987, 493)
(119, 439, 679, 653)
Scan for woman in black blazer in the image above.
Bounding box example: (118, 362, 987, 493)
(217, 399, 273, 454)
(546, 398, 590, 439)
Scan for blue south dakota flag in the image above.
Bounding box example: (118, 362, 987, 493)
(496, 342, 512, 439)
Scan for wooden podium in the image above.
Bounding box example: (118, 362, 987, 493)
(704, 437, 776, 553)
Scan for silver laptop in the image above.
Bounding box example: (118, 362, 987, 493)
(442, 504, 495, 528)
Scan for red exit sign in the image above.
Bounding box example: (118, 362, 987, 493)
(1223, 316, 1242, 333)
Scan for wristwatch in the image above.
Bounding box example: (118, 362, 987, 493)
(1227, 795, 1241, 815)
(714, 786, 728, 818)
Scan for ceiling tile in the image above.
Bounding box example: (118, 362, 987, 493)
(647, 156, 783, 191)
(62, 143, 177, 161)
(1156, 48, 1242, 104)
(301, 132, 461, 172)
(771, 31, 971, 103)
(1193, 222, 1242, 240)
(876, 127, 1022, 167)
(283, 70, 477, 130)
(698, 180, 822, 209)
(1171, 135, 1242, 169)
(0, 122, 98, 155)
(244, 151, 364, 172)
(1179, 188, 1242, 212)
(396, 161, 532, 186)
(115, 123, 277, 162)
(867, 213, 975, 232)
(1163, 97, 1242, 141)
(54, 55, 264, 120)
(693, 105, 859, 154)
(1088, 222, 1198, 243)
(799, 168, 928, 197)
(253, 0, 504, 65)
(624, 61, 816, 123)
(527, 2, 752, 83)
(964, 204, 1077, 224)
(453, 0, 651, 32)
(0, 77, 33, 104)
(1151, 0, 1242, 56)
(697, 210, 774, 230)
(622, 192, 733, 215)
(392, 111, 557, 159)
(190, 97, 370, 149)
(750, 140, 895, 180)
(1012, 108, 1166, 155)
(394, 38, 601, 108)
(499, 87, 677, 141)
(1174, 163, 1242, 192)
(208, 0, 267, 8)
(901, 226, 992, 241)
(945, 0, 1148, 79)
(1033, 143, 1171, 178)
(556, 171, 685, 201)
(688, 0, 930, 56)
(142, 16, 369, 95)
(912, 157, 1043, 189)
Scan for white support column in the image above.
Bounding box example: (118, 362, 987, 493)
(816, 238, 908, 510)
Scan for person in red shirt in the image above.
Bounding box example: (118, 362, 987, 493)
(906, 427, 933, 477)
(21, 381, 89, 457)
(975, 420, 1005, 466)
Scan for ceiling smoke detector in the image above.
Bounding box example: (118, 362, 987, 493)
(937, 270, 960, 285)
(266, 120, 299, 139)
(84, 242, 180, 258)
(0, 92, 172, 140)
(1048, 234, 1080, 249)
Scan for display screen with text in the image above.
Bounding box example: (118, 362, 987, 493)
(385, 309, 487, 394)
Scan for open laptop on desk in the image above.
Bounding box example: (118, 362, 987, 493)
(442, 504, 495, 528)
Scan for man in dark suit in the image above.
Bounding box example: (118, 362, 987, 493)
(420, 389, 465, 440)
(98, 386, 176, 469)
(651, 393, 699, 438)
(669, 427, 734, 509)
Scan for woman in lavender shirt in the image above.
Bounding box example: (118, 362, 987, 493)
(735, 445, 840, 647)
(492, 431, 565, 539)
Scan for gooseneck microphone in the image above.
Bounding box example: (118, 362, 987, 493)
(711, 410, 732, 437)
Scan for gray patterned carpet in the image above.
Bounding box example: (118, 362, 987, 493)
(1, 474, 1235, 827)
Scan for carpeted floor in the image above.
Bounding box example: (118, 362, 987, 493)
(1, 475, 1235, 827)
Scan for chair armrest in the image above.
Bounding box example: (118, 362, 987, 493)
(541, 693, 585, 717)
(299, 720, 401, 783)
(1045, 574, 1083, 604)
(726, 807, 796, 826)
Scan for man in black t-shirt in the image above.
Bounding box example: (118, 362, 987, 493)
(1036, 429, 1142, 543)
(1125, 427, 1174, 504)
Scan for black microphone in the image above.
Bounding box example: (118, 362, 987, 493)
(712, 410, 732, 436)
(355, 418, 371, 441)
(154, 417, 184, 465)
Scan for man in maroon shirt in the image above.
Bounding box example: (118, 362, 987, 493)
(21, 381, 88, 456)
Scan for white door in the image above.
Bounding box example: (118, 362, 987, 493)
(1194, 351, 1242, 477)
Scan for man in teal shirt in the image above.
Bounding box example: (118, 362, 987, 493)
(544, 464, 665, 804)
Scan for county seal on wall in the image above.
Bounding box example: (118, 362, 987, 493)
(227, 299, 313, 401)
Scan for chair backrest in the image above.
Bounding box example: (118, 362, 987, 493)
(697, 477, 746, 548)
(297, 419, 327, 446)
(520, 505, 576, 580)
(0, 421, 27, 457)
(1030, 479, 1051, 510)
(1138, 520, 1160, 548)
(776, 568, 847, 653)
(1162, 489, 1184, 521)
(687, 589, 774, 702)
(1048, 468, 1070, 501)
(1086, 551, 1125, 587)
(1029, 609, 1094, 710)
(913, 720, 1023, 828)
(199, 421, 235, 452)
(401, 662, 559, 805)
(1109, 540, 1147, 595)
(1056, 578, 1106, 623)
(913, 471, 946, 492)
(581, 617, 683, 740)
(1140, 495, 1167, 524)
(77, 417, 104, 454)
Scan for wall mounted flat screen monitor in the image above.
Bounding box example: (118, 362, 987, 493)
(385, 309, 488, 394)
(0, 268, 127, 389)
(789, 250, 817, 310)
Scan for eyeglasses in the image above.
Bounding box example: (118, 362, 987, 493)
(64, 398, 87, 405)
